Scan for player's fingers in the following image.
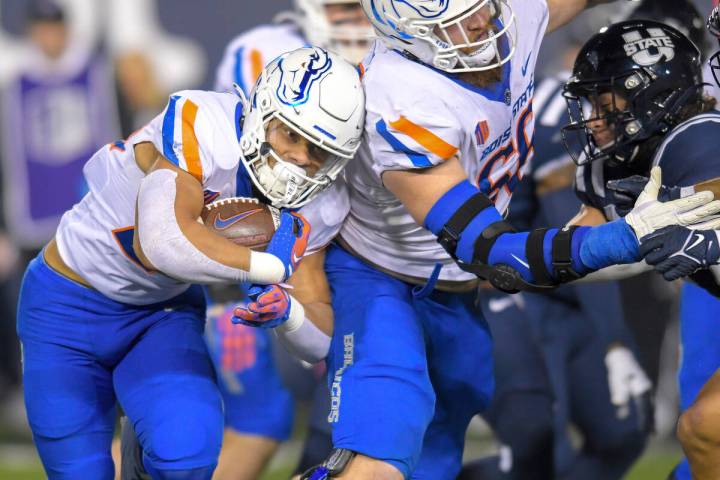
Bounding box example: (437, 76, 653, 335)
(670, 191, 716, 215)
(676, 192, 720, 219)
(232, 307, 260, 323)
(637, 166, 661, 203)
(248, 301, 284, 315)
(687, 216, 720, 230)
(255, 286, 284, 305)
(655, 257, 694, 281)
(247, 285, 264, 299)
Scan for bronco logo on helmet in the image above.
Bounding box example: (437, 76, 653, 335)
(393, 0, 449, 19)
(276, 47, 333, 107)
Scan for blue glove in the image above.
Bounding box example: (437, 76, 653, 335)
(605, 175, 682, 217)
(232, 284, 292, 328)
(265, 210, 310, 281)
(639, 226, 720, 281)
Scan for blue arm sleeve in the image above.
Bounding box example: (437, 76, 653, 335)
(425, 180, 640, 284)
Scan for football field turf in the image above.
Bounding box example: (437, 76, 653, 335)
(0, 438, 683, 479)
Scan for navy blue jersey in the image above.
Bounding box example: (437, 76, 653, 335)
(574, 111, 720, 220)
(651, 111, 720, 186)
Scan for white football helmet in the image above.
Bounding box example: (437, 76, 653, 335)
(238, 47, 365, 209)
(294, 0, 375, 64)
(360, 0, 517, 73)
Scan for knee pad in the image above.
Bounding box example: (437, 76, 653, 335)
(299, 449, 356, 479)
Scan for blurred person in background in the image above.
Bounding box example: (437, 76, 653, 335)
(0, 0, 119, 429)
(104, 0, 206, 134)
(1, 0, 120, 251)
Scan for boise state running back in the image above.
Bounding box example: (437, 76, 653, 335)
(17, 47, 364, 480)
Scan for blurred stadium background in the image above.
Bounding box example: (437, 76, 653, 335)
(0, 0, 714, 478)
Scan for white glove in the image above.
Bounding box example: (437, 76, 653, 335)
(625, 166, 720, 240)
(605, 345, 652, 419)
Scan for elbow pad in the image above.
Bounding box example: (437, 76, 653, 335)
(137, 169, 255, 284)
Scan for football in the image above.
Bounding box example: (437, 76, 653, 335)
(200, 197, 280, 251)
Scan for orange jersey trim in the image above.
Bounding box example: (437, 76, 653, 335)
(250, 49, 264, 84)
(389, 116, 458, 160)
(181, 100, 203, 182)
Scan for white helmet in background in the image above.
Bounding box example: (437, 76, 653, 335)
(294, 0, 374, 63)
(360, 0, 517, 73)
(239, 47, 365, 209)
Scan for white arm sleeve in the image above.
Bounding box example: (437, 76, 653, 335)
(576, 261, 653, 283)
(273, 297, 331, 364)
(137, 169, 285, 284)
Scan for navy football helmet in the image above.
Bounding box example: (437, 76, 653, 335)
(561, 20, 703, 169)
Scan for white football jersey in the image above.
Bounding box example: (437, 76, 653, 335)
(55, 90, 348, 305)
(340, 0, 548, 282)
(215, 23, 306, 95)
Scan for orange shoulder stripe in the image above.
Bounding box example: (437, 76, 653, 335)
(181, 99, 202, 182)
(250, 49, 264, 84)
(388, 116, 458, 160)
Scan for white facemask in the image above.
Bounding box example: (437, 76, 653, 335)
(460, 37, 498, 68)
(256, 160, 309, 204)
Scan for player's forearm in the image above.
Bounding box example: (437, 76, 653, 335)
(273, 300, 331, 364)
(575, 261, 653, 283)
(423, 179, 640, 292)
(136, 169, 285, 285)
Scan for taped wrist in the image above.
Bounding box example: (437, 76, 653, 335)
(579, 219, 640, 270)
(274, 300, 331, 364)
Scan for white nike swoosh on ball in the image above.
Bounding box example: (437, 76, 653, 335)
(511, 254, 530, 269)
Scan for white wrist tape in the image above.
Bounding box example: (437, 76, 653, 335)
(248, 251, 286, 285)
(137, 169, 251, 284)
(274, 297, 330, 364)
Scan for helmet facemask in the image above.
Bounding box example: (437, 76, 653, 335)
(562, 69, 698, 169)
(241, 109, 352, 209)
